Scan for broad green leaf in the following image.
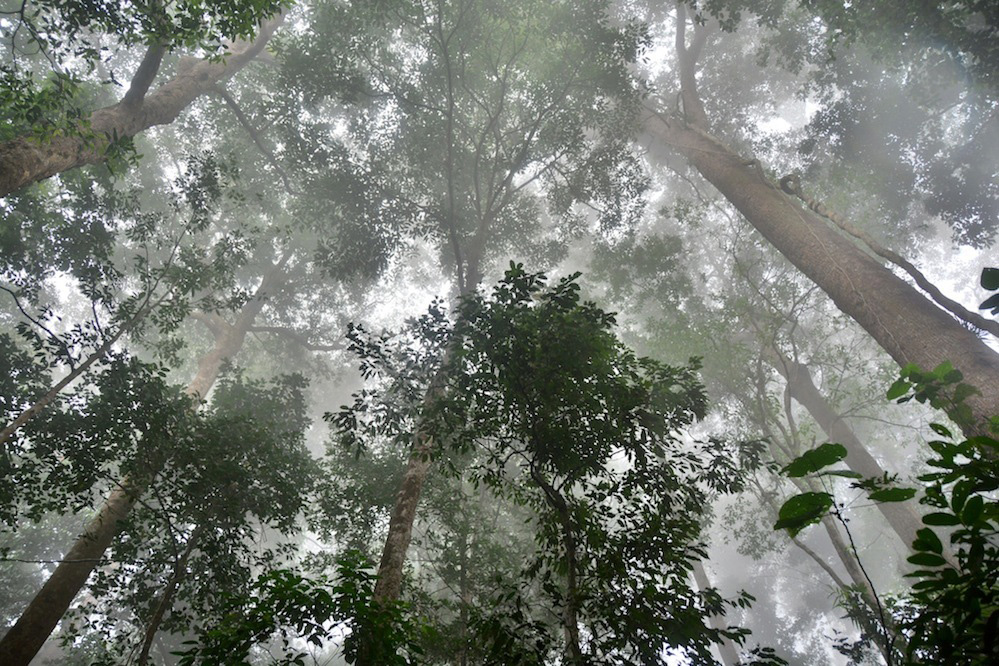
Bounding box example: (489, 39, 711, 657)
(967, 435, 999, 449)
(773, 492, 834, 537)
(951, 479, 973, 514)
(869, 487, 916, 503)
(914, 528, 943, 554)
(953, 383, 979, 404)
(886, 378, 911, 400)
(979, 293, 999, 312)
(781, 443, 848, 478)
(931, 361, 955, 380)
(981, 267, 999, 290)
(907, 552, 946, 567)
(962, 495, 985, 525)
(923, 512, 961, 526)
(928, 423, 952, 438)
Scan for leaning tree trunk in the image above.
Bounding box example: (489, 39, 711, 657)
(0, 15, 283, 197)
(643, 108, 999, 434)
(646, 12, 999, 435)
(766, 347, 951, 563)
(0, 265, 283, 666)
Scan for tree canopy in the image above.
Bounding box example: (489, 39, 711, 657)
(1, 0, 997, 665)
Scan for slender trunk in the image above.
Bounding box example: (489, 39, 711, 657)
(355, 270, 485, 666)
(0, 265, 282, 666)
(642, 111, 999, 434)
(529, 466, 583, 665)
(135, 525, 203, 666)
(768, 348, 949, 562)
(0, 15, 283, 197)
(371, 440, 433, 605)
(691, 560, 740, 666)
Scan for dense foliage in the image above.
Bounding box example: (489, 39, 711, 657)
(1, 0, 997, 664)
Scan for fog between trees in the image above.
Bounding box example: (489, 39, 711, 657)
(1, 0, 997, 664)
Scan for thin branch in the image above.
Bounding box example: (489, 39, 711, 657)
(211, 87, 297, 195)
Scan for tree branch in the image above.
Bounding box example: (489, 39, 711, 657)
(211, 87, 297, 195)
(121, 43, 167, 109)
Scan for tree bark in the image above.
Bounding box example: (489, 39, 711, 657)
(0, 264, 283, 666)
(530, 466, 584, 665)
(0, 15, 283, 197)
(642, 108, 999, 434)
(768, 348, 942, 561)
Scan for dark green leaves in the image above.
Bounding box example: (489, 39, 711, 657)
(780, 442, 847, 477)
(773, 492, 834, 537)
(868, 487, 917, 502)
(980, 267, 999, 314)
(981, 267, 999, 290)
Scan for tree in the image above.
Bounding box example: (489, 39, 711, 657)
(641, 5, 999, 434)
(0, 2, 286, 196)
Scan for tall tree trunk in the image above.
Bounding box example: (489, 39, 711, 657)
(0, 264, 283, 666)
(767, 348, 949, 562)
(644, 109, 999, 432)
(691, 560, 740, 666)
(355, 260, 484, 665)
(0, 15, 283, 197)
(645, 16, 999, 433)
(529, 466, 584, 665)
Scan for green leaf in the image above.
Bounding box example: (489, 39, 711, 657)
(914, 528, 943, 554)
(931, 361, 958, 381)
(980, 293, 999, 312)
(950, 479, 973, 514)
(781, 443, 848, 478)
(773, 492, 834, 537)
(962, 495, 984, 525)
(907, 552, 946, 567)
(929, 423, 952, 438)
(886, 378, 911, 400)
(869, 487, 916, 502)
(923, 512, 961, 526)
(953, 383, 979, 404)
(981, 267, 999, 290)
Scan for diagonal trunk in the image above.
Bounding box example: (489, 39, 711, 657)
(767, 348, 950, 563)
(0, 15, 283, 197)
(643, 109, 999, 434)
(0, 263, 283, 666)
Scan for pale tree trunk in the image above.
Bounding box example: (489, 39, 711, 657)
(0, 15, 283, 197)
(0, 262, 284, 666)
(766, 348, 949, 563)
(691, 560, 740, 666)
(355, 256, 486, 666)
(752, 370, 901, 663)
(643, 12, 999, 434)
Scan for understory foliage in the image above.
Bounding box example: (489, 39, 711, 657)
(775, 365, 999, 665)
(186, 266, 779, 664)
